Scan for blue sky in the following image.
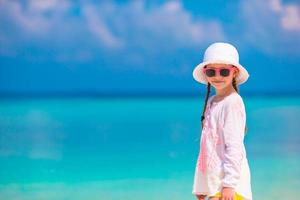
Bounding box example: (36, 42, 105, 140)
(0, 0, 300, 95)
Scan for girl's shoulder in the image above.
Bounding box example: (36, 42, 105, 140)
(220, 92, 244, 108)
(220, 93, 246, 123)
(224, 92, 243, 103)
(209, 92, 245, 109)
(223, 92, 246, 112)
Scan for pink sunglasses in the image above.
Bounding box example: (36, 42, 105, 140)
(202, 66, 237, 77)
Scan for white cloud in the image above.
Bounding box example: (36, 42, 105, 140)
(28, 0, 70, 12)
(269, 0, 300, 31)
(82, 5, 124, 49)
(281, 5, 300, 31)
(112, 1, 224, 48)
(269, 0, 283, 12)
(0, 0, 226, 77)
(0, 0, 71, 35)
(0, 0, 225, 54)
(5, 1, 49, 34)
(240, 0, 300, 56)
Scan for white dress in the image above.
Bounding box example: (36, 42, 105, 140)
(192, 92, 253, 200)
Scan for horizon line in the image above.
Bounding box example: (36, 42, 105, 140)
(0, 90, 299, 99)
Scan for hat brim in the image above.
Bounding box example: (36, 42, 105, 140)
(192, 60, 249, 85)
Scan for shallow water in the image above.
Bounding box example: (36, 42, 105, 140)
(0, 96, 299, 199)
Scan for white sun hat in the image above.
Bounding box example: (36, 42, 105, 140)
(192, 42, 249, 85)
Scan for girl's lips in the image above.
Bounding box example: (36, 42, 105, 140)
(213, 81, 224, 83)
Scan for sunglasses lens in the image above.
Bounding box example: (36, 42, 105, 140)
(205, 69, 215, 77)
(220, 69, 230, 77)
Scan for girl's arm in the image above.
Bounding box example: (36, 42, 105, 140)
(221, 99, 246, 189)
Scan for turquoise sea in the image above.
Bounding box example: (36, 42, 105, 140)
(0, 96, 299, 200)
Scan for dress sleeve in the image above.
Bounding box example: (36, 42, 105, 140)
(221, 97, 246, 189)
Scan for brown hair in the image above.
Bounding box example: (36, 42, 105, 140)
(200, 76, 248, 135)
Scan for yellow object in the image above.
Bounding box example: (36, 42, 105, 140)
(211, 191, 244, 200)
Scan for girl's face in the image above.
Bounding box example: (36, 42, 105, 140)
(203, 63, 239, 91)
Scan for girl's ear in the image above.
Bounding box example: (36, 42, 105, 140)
(233, 67, 239, 77)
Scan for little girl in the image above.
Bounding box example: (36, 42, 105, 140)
(191, 42, 252, 200)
